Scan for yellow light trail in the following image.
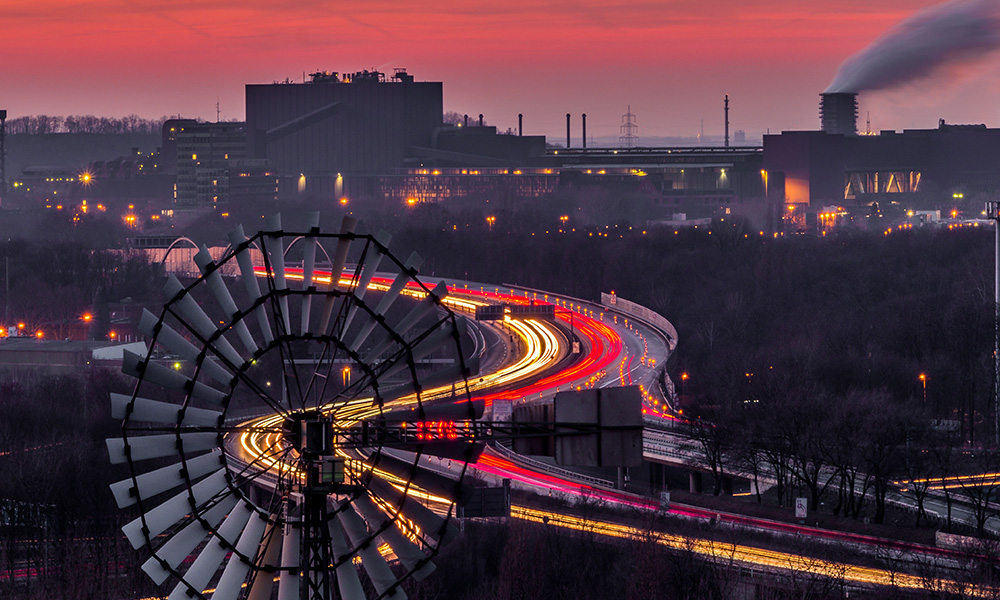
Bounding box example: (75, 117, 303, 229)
(511, 506, 987, 595)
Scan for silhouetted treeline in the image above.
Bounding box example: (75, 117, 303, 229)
(0, 241, 163, 338)
(0, 369, 158, 600)
(5, 114, 168, 135)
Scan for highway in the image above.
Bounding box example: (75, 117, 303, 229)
(224, 269, 987, 595)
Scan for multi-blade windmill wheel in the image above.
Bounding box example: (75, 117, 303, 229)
(107, 214, 484, 600)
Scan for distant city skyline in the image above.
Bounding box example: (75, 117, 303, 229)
(4, 0, 1000, 141)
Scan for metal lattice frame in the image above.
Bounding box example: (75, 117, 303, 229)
(108, 214, 481, 600)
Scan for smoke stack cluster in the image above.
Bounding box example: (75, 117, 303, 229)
(820, 92, 858, 136)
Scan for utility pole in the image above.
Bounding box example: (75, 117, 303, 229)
(0, 109, 7, 207)
(987, 201, 1000, 447)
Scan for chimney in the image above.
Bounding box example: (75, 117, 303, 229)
(724, 95, 729, 148)
(566, 113, 571, 149)
(582, 114, 587, 149)
(518, 113, 523, 136)
(819, 93, 858, 135)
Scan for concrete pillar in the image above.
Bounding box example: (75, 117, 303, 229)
(689, 472, 703, 494)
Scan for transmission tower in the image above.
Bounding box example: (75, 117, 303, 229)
(619, 105, 638, 148)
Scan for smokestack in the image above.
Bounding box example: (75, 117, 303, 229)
(518, 113, 523, 136)
(819, 92, 858, 135)
(478, 114, 483, 127)
(0, 109, 6, 205)
(724, 95, 729, 148)
(566, 113, 571, 149)
(582, 114, 587, 149)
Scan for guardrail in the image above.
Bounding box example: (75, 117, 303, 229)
(599, 293, 677, 352)
(490, 442, 617, 489)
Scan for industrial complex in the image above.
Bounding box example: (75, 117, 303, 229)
(2, 70, 998, 233)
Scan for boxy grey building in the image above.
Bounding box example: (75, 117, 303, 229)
(246, 69, 442, 199)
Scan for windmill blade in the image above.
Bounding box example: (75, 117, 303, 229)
(211, 511, 269, 600)
(167, 501, 253, 600)
(110, 449, 224, 508)
(244, 520, 282, 600)
(122, 350, 227, 405)
(317, 215, 359, 335)
(329, 513, 367, 600)
(337, 503, 407, 600)
(341, 230, 391, 336)
(276, 519, 301, 600)
(195, 246, 261, 357)
(138, 309, 233, 385)
(141, 494, 239, 585)
(164, 276, 245, 369)
(348, 252, 423, 353)
(367, 453, 472, 505)
(264, 214, 292, 336)
(122, 469, 229, 549)
(354, 493, 435, 581)
(366, 281, 449, 359)
(228, 224, 274, 346)
(374, 322, 459, 384)
(299, 212, 320, 336)
(111, 393, 221, 427)
(376, 355, 480, 405)
(107, 432, 218, 464)
(366, 476, 458, 547)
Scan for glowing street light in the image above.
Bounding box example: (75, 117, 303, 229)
(342, 365, 351, 386)
(919, 373, 927, 404)
(486, 215, 496, 231)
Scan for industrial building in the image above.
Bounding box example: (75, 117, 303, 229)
(243, 69, 761, 220)
(764, 93, 1000, 230)
(246, 69, 443, 198)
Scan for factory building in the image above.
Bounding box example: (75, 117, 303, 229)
(246, 70, 442, 198)
(764, 92, 1000, 229)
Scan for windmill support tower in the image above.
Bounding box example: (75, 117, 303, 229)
(582, 114, 587, 149)
(566, 113, 571, 149)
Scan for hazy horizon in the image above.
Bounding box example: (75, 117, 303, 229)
(4, 1, 1000, 140)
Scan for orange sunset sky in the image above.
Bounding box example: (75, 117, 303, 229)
(4, 0, 1000, 140)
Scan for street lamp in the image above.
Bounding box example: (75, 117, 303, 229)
(680, 372, 689, 397)
(342, 365, 351, 386)
(486, 215, 496, 231)
(919, 373, 927, 404)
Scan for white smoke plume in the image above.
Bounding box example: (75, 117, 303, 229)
(825, 0, 1000, 93)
